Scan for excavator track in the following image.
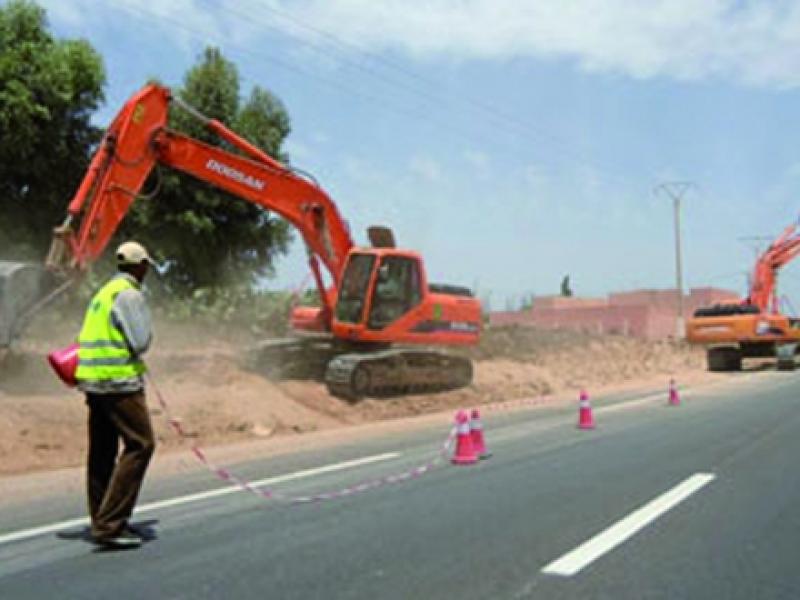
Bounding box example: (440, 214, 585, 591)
(324, 348, 473, 401)
(247, 336, 339, 381)
(246, 337, 474, 401)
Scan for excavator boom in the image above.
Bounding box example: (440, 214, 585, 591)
(745, 222, 800, 313)
(49, 85, 353, 321)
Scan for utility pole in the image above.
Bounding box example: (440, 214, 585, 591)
(654, 182, 695, 338)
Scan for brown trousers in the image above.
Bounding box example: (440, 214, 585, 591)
(86, 390, 155, 539)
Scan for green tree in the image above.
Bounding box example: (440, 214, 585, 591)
(126, 47, 293, 294)
(0, 0, 105, 258)
(560, 274, 573, 297)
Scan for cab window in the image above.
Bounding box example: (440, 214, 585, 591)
(335, 254, 376, 324)
(368, 256, 422, 330)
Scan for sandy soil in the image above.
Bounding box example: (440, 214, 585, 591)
(0, 321, 712, 475)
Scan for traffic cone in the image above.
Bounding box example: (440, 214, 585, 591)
(452, 409, 478, 465)
(668, 379, 680, 406)
(577, 389, 595, 430)
(470, 408, 492, 459)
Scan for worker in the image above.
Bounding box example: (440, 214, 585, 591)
(75, 241, 155, 549)
(370, 261, 408, 326)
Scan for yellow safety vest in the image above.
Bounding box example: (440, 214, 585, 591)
(75, 277, 146, 382)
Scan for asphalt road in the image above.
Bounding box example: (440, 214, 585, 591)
(1, 372, 800, 599)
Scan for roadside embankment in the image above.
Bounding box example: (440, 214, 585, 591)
(0, 323, 712, 475)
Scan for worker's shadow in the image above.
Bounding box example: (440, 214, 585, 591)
(56, 518, 159, 548)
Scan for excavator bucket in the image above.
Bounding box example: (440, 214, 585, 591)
(0, 225, 77, 352)
(0, 261, 49, 349)
(367, 226, 396, 248)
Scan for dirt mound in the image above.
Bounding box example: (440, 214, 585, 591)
(0, 322, 707, 475)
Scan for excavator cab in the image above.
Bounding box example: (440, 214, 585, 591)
(334, 251, 422, 332)
(335, 225, 427, 337)
(332, 247, 480, 347)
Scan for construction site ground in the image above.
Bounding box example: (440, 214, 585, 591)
(0, 319, 719, 476)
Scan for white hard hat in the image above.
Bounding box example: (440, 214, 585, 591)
(115, 241, 153, 266)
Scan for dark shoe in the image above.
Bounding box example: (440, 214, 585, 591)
(124, 523, 157, 542)
(56, 526, 92, 541)
(94, 530, 142, 549)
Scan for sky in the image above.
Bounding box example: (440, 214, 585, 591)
(32, 0, 800, 310)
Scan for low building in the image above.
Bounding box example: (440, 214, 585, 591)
(489, 287, 739, 339)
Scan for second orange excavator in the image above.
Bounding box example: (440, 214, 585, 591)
(0, 84, 481, 398)
(687, 219, 800, 371)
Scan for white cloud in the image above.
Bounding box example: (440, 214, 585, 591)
(281, 0, 800, 89)
(39, 0, 265, 54)
(42, 0, 800, 89)
(341, 155, 383, 184)
(522, 163, 549, 190)
(408, 155, 443, 182)
(463, 149, 490, 177)
(40, 1, 85, 28)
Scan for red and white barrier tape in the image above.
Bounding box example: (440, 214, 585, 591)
(147, 374, 456, 505)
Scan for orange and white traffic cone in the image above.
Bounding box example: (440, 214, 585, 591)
(452, 409, 478, 465)
(668, 379, 680, 406)
(470, 408, 492, 459)
(577, 389, 595, 430)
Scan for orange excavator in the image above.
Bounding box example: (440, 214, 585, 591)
(0, 84, 481, 398)
(686, 219, 800, 371)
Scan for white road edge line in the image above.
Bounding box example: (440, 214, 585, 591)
(541, 472, 716, 577)
(0, 451, 401, 546)
(596, 390, 693, 415)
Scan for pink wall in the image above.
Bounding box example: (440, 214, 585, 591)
(534, 296, 608, 310)
(529, 305, 651, 336)
(489, 287, 740, 339)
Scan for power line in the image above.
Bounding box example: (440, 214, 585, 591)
(103, 0, 509, 154)
(242, 0, 653, 189)
(186, 0, 649, 194)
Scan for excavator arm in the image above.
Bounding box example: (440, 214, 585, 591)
(746, 221, 800, 313)
(48, 84, 354, 324)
